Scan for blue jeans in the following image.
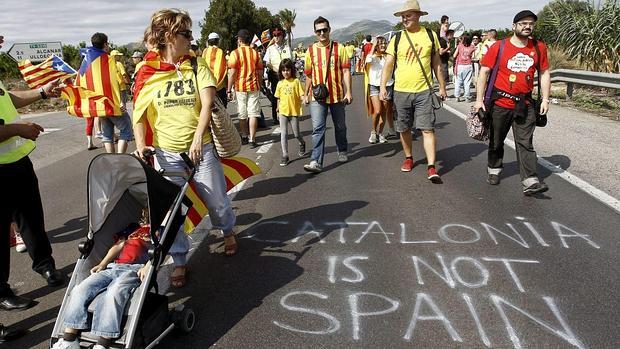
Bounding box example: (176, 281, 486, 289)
(454, 64, 473, 99)
(154, 143, 236, 266)
(63, 263, 142, 338)
(309, 101, 348, 166)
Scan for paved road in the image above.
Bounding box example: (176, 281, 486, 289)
(5, 76, 620, 348)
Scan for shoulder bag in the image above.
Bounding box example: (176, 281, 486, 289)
(403, 30, 442, 110)
(191, 57, 241, 157)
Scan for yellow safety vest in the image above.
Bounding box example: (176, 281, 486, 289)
(0, 80, 36, 164)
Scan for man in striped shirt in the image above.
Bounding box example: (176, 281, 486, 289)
(202, 32, 228, 108)
(227, 29, 264, 147)
(303, 16, 352, 174)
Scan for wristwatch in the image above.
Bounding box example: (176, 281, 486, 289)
(39, 87, 48, 99)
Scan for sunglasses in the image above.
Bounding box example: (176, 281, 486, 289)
(177, 30, 193, 39)
(315, 28, 329, 35)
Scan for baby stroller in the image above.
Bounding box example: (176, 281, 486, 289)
(50, 153, 197, 348)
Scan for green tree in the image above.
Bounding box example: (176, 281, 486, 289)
(278, 8, 297, 47)
(549, 0, 620, 72)
(62, 44, 82, 70)
(199, 0, 279, 51)
(0, 53, 19, 80)
(536, 0, 591, 43)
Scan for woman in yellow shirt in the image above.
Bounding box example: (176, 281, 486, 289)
(132, 9, 239, 287)
(274, 59, 307, 166)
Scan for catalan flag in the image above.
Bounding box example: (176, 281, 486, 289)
(260, 29, 271, 44)
(133, 51, 261, 233)
(59, 47, 121, 117)
(18, 55, 76, 89)
(251, 34, 262, 47)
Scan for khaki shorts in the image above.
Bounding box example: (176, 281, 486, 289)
(236, 90, 261, 119)
(393, 90, 436, 131)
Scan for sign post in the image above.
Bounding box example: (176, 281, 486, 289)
(7, 42, 63, 62)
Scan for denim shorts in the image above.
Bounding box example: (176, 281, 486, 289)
(369, 84, 394, 100)
(100, 113, 133, 142)
(393, 90, 436, 131)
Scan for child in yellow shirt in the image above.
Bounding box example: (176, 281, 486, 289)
(274, 58, 307, 166)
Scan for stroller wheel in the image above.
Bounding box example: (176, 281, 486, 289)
(175, 307, 195, 333)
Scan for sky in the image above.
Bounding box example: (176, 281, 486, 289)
(0, 0, 549, 49)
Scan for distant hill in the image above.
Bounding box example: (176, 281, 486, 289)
(293, 19, 396, 47)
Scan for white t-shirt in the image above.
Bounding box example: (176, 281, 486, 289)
(365, 54, 394, 87)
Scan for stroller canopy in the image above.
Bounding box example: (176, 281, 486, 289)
(87, 154, 181, 236)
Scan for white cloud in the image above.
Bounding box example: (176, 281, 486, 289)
(0, 0, 548, 48)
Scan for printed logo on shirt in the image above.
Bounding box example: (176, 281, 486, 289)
(507, 53, 534, 73)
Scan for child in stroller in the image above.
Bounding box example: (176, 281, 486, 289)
(52, 210, 151, 349)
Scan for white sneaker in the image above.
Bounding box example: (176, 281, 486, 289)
(378, 134, 387, 143)
(337, 152, 348, 163)
(303, 160, 322, 173)
(92, 345, 107, 349)
(368, 132, 378, 144)
(14, 231, 26, 253)
(52, 339, 80, 349)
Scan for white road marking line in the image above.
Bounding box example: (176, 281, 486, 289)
(272, 127, 281, 134)
(443, 104, 620, 214)
(257, 141, 273, 154)
(41, 128, 62, 135)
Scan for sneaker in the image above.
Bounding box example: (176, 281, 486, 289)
(280, 156, 289, 167)
(14, 231, 26, 253)
(378, 134, 387, 143)
(523, 182, 549, 196)
(249, 140, 258, 148)
(241, 136, 249, 145)
(303, 160, 322, 173)
(427, 166, 442, 184)
(51, 339, 80, 349)
(92, 345, 106, 349)
(401, 158, 414, 172)
(337, 152, 348, 163)
(386, 130, 398, 140)
(487, 174, 500, 185)
(95, 132, 103, 139)
(298, 142, 306, 157)
(368, 132, 378, 144)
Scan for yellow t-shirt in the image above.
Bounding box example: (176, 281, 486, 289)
(146, 58, 215, 152)
(386, 27, 440, 93)
(274, 78, 304, 116)
(116, 61, 127, 91)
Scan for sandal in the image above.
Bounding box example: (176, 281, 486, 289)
(170, 265, 187, 288)
(224, 242, 238, 256)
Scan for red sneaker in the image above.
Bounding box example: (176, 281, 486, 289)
(427, 166, 442, 183)
(401, 158, 414, 172)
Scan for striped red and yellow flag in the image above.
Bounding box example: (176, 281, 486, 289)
(60, 47, 121, 117)
(18, 55, 76, 89)
(133, 51, 261, 233)
(183, 157, 261, 233)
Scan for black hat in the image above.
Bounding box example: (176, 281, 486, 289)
(513, 10, 538, 23)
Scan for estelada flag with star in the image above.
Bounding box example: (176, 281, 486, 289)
(18, 55, 76, 89)
(133, 50, 261, 233)
(60, 46, 122, 117)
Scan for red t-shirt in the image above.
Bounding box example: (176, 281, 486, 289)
(481, 38, 549, 109)
(115, 225, 151, 265)
(456, 43, 475, 65)
(362, 42, 373, 58)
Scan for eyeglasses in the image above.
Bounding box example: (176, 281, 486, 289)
(177, 30, 193, 39)
(516, 21, 536, 27)
(315, 28, 329, 35)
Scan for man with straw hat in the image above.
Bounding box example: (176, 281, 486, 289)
(381, 0, 447, 181)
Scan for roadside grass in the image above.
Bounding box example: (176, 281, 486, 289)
(548, 84, 620, 121)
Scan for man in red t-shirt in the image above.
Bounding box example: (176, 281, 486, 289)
(362, 35, 373, 59)
(474, 10, 551, 196)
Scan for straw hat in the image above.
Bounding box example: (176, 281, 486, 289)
(394, 0, 428, 17)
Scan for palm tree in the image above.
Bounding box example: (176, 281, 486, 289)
(278, 9, 297, 47)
